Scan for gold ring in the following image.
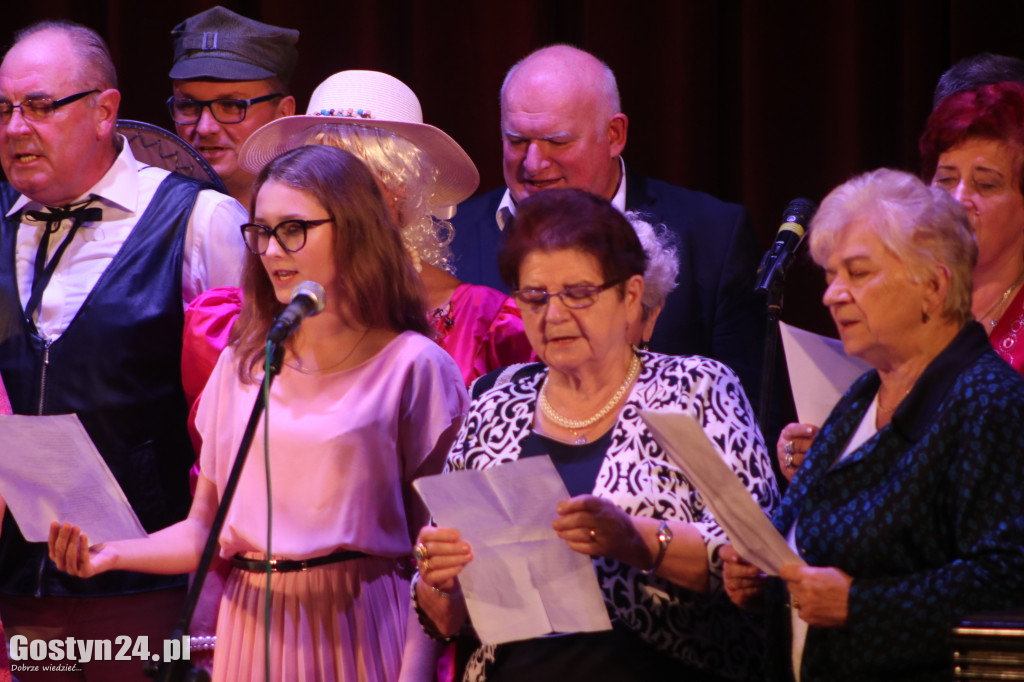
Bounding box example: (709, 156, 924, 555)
(785, 454, 795, 468)
(784, 440, 795, 455)
(413, 542, 428, 562)
(588, 529, 597, 541)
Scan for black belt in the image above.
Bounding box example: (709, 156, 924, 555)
(231, 549, 369, 573)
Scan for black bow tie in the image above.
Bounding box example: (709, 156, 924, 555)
(22, 201, 103, 320)
(24, 204, 103, 226)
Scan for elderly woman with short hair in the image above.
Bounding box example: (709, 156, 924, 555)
(780, 80, 1024, 480)
(471, 214, 678, 396)
(724, 168, 1024, 682)
(627, 214, 679, 348)
(413, 188, 779, 682)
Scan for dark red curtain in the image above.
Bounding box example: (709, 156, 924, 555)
(7, 0, 1024, 333)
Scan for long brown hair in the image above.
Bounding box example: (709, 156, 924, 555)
(231, 145, 430, 381)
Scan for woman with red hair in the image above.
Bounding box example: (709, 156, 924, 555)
(920, 80, 1024, 372)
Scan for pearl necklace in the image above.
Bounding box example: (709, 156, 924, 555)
(978, 267, 1024, 330)
(539, 353, 642, 444)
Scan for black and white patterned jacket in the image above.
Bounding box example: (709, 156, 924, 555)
(447, 350, 781, 681)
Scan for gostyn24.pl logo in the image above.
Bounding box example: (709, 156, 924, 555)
(9, 635, 191, 667)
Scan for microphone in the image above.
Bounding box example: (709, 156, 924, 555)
(267, 281, 326, 345)
(754, 198, 816, 294)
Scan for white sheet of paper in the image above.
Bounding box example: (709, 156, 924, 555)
(640, 409, 803, 575)
(413, 456, 612, 645)
(780, 322, 871, 426)
(0, 413, 146, 544)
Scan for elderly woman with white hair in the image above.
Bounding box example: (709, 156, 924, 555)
(723, 168, 1024, 682)
(627, 214, 679, 348)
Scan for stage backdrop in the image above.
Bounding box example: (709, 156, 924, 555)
(6, 0, 1024, 334)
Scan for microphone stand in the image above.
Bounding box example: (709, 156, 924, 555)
(758, 276, 784, 442)
(146, 342, 285, 682)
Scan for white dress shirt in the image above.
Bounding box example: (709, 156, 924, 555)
(5, 137, 247, 341)
(494, 157, 629, 229)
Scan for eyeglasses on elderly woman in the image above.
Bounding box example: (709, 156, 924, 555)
(240, 218, 332, 255)
(511, 278, 625, 312)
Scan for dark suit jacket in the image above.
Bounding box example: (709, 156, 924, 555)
(450, 170, 791, 446)
(773, 322, 1024, 682)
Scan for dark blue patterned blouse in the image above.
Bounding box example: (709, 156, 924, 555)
(775, 322, 1024, 682)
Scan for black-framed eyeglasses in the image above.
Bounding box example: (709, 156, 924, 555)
(0, 90, 100, 123)
(166, 93, 283, 125)
(241, 218, 332, 256)
(511, 278, 625, 312)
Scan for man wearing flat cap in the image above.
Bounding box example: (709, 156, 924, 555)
(169, 6, 297, 206)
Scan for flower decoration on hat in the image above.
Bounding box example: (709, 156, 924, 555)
(316, 109, 373, 119)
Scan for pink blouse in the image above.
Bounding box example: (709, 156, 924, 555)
(990, 285, 1024, 376)
(195, 332, 466, 559)
(430, 283, 535, 386)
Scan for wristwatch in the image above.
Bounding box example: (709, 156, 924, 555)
(641, 519, 673, 574)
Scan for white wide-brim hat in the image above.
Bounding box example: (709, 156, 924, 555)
(238, 70, 479, 218)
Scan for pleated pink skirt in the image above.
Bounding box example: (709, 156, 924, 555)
(212, 555, 409, 682)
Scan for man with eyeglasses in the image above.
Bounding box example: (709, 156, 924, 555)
(0, 20, 246, 681)
(168, 6, 298, 205)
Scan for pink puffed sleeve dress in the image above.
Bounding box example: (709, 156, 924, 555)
(195, 332, 467, 682)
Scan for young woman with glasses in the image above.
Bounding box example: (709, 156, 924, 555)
(48, 145, 467, 682)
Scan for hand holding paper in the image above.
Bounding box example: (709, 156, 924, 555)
(48, 521, 119, 579)
(552, 494, 648, 567)
(413, 456, 612, 645)
(0, 414, 146, 545)
(721, 544, 769, 611)
(640, 409, 803, 575)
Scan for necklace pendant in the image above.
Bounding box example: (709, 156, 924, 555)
(574, 434, 587, 445)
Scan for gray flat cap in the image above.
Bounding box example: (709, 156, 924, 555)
(170, 6, 299, 83)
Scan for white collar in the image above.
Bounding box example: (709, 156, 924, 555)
(495, 157, 628, 230)
(7, 135, 141, 217)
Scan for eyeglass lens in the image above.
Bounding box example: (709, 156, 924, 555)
(168, 93, 282, 125)
(243, 221, 306, 255)
(170, 99, 247, 125)
(0, 90, 99, 123)
(515, 284, 607, 310)
(241, 219, 330, 255)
